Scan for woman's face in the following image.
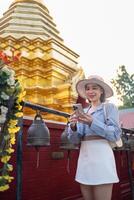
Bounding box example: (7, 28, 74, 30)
(85, 83, 103, 103)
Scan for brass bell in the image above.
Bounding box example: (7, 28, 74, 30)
(60, 124, 79, 150)
(60, 124, 79, 173)
(27, 112, 50, 147)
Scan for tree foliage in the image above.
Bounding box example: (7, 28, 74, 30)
(111, 65, 134, 108)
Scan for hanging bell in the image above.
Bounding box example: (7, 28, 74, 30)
(27, 113, 50, 147)
(60, 123, 79, 174)
(60, 124, 79, 150)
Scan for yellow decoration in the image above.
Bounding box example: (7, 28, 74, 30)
(6, 148, 15, 154)
(0, 52, 25, 191)
(0, 184, 9, 192)
(9, 120, 18, 126)
(7, 164, 13, 172)
(15, 112, 23, 118)
(1, 156, 11, 164)
(10, 137, 16, 145)
(2, 175, 14, 183)
(8, 127, 20, 134)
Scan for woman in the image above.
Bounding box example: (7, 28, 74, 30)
(67, 75, 122, 200)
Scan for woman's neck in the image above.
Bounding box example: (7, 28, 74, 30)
(87, 101, 102, 114)
(91, 101, 102, 108)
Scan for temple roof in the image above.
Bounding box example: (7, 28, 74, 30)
(119, 108, 134, 129)
(0, 0, 63, 41)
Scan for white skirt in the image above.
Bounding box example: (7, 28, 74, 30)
(75, 139, 119, 185)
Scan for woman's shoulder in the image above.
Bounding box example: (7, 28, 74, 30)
(104, 102, 118, 112)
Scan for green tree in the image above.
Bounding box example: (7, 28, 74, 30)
(111, 65, 134, 108)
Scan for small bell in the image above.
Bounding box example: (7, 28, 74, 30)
(27, 112, 50, 147)
(60, 124, 79, 150)
(60, 123, 79, 173)
(27, 112, 50, 167)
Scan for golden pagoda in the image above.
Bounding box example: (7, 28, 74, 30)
(0, 0, 85, 121)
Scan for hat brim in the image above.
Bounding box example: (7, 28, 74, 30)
(76, 78, 113, 99)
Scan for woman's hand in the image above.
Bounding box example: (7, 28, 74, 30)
(77, 112, 93, 125)
(69, 112, 78, 131)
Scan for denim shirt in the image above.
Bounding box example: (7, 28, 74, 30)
(67, 103, 122, 144)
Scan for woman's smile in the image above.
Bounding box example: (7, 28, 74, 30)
(85, 83, 103, 103)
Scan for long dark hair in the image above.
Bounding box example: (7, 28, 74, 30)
(100, 87, 106, 102)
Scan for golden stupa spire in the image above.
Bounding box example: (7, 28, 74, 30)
(13, 0, 44, 3)
(2, 0, 62, 41)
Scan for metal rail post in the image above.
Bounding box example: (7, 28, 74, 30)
(16, 117, 23, 200)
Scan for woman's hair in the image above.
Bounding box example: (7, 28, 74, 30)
(85, 84, 106, 103)
(100, 87, 106, 102)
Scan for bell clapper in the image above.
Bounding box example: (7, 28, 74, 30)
(67, 150, 71, 174)
(35, 146, 40, 168)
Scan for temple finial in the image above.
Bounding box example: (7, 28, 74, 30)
(13, 0, 44, 4)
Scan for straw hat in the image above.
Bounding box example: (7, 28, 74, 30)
(76, 75, 113, 99)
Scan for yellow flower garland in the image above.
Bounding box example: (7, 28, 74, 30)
(0, 65, 25, 191)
